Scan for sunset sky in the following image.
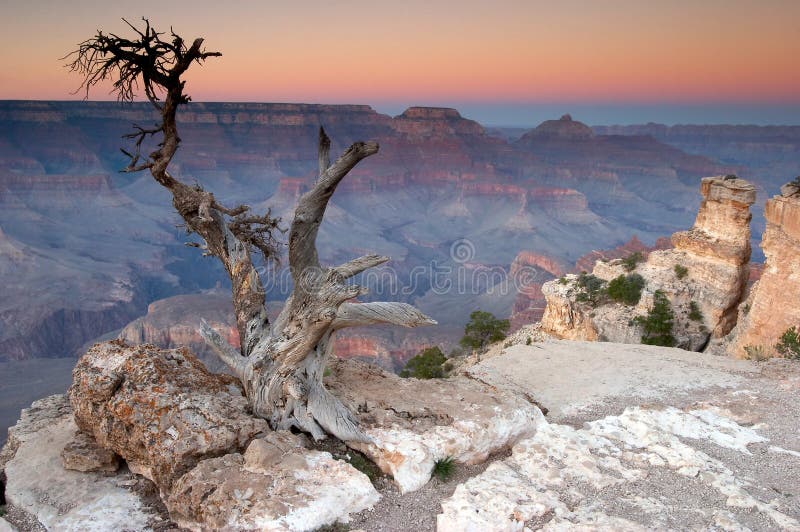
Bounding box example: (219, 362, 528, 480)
(1, 0, 799, 125)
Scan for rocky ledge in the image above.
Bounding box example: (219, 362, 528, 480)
(540, 176, 756, 350)
(1, 340, 543, 530)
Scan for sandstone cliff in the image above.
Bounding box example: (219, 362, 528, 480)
(540, 177, 756, 350)
(729, 183, 800, 358)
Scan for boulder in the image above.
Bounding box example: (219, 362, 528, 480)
(166, 432, 379, 531)
(327, 359, 545, 493)
(68, 340, 269, 493)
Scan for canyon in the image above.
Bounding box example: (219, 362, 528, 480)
(0, 102, 740, 366)
(1, 101, 797, 443)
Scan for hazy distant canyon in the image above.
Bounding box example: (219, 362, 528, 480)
(1, 101, 798, 373)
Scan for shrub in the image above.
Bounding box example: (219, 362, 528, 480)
(688, 301, 704, 322)
(607, 273, 645, 305)
(775, 326, 800, 359)
(433, 456, 456, 481)
(635, 290, 676, 347)
(525, 336, 532, 345)
(621, 252, 644, 272)
(399, 346, 447, 378)
(459, 311, 510, 351)
(558, 276, 568, 285)
(744, 345, 769, 361)
(575, 273, 607, 307)
(674, 264, 688, 279)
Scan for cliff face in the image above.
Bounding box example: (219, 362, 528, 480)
(730, 185, 800, 358)
(540, 177, 756, 350)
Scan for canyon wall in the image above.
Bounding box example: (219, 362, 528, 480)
(540, 177, 756, 351)
(730, 184, 800, 358)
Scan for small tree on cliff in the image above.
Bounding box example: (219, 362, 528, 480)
(65, 19, 435, 442)
(460, 310, 509, 352)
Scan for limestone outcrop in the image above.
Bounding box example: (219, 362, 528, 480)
(730, 184, 800, 358)
(166, 432, 379, 531)
(540, 177, 756, 350)
(1, 395, 160, 531)
(327, 358, 545, 493)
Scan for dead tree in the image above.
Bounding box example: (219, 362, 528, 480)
(66, 19, 435, 442)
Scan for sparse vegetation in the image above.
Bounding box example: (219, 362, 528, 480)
(688, 301, 704, 322)
(621, 251, 644, 272)
(346, 451, 383, 484)
(460, 311, 510, 351)
(775, 326, 800, 359)
(635, 290, 676, 347)
(399, 346, 447, 379)
(526, 336, 532, 345)
(575, 273, 607, 307)
(744, 345, 769, 361)
(558, 276, 569, 285)
(607, 273, 645, 305)
(433, 456, 456, 481)
(314, 522, 350, 532)
(674, 264, 688, 279)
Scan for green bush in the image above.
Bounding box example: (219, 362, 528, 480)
(525, 336, 532, 345)
(635, 290, 676, 347)
(575, 273, 607, 307)
(607, 273, 645, 305)
(621, 252, 644, 272)
(399, 346, 447, 378)
(558, 276, 568, 285)
(433, 456, 456, 481)
(775, 326, 800, 359)
(688, 301, 704, 322)
(674, 264, 688, 279)
(459, 311, 510, 351)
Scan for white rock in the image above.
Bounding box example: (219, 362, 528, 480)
(438, 406, 798, 531)
(2, 395, 156, 532)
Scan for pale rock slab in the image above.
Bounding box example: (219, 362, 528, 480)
(327, 359, 545, 493)
(167, 432, 380, 531)
(437, 406, 798, 531)
(0, 395, 156, 532)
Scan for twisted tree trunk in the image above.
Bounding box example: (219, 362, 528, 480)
(66, 19, 435, 442)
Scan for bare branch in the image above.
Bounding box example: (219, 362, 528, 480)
(331, 254, 390, 280)
(289, 140, 379, 284)
(333, 302, 437, 330)
(318, 126, 330, 177)
(199, 319, 248, 381)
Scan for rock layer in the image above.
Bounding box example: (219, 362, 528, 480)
(730, 185, 800, 358)
(540, 177, 756, 349)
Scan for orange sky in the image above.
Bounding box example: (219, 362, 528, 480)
(1, 0, 799, 106)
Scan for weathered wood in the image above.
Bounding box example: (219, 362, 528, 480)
(67, 19, 435, 442)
